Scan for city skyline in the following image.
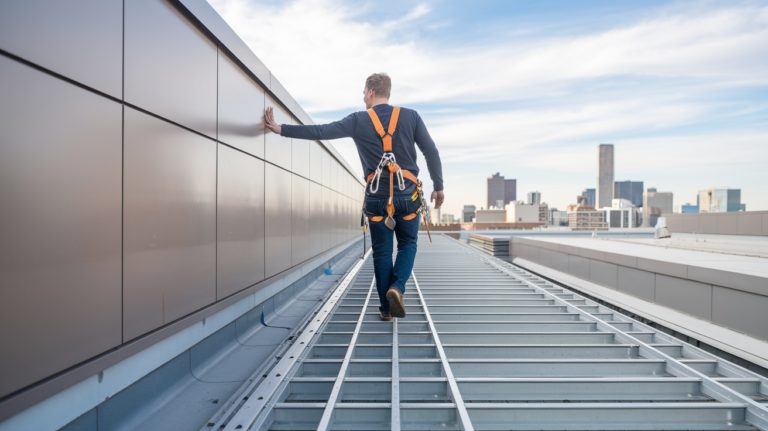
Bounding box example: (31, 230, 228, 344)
(209, 0, 768, 217)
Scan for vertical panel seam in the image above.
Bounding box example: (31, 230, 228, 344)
(121, 0, 126, 344)
(215, 47, 219, 301)
(263, 90, 267, 279)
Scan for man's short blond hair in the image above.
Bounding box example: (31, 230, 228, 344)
(365, 73, 391, 98)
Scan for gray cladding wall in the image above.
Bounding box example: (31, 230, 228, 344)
(0, 0, 362, 409)
(0, 54, 123, 400)
(665, 211, 768, 236)
(510, 237, 768, 343)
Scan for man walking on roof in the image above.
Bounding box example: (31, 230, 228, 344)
(264, 73, 444, 321)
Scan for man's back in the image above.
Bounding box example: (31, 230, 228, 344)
(280, 104, 443, 194)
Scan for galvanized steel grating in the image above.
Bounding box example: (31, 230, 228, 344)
(215, 235, 768, 431)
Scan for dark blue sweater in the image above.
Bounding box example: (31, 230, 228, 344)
(280, 104, 443, 192)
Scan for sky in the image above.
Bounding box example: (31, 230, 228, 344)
(208, 0, 768, 218)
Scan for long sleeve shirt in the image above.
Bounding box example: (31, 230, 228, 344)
(280, 104, 443, 192)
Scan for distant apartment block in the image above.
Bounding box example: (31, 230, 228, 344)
(698, 188, 744, 213)
(614, 180, 644, 207)
(487, 172, 516, 208)
(508, 202, 540, 223)
(462, 204, 477, 223)
(568, 207, 608, 231)
(643, 187, 673, 227)
(475, 208, 507, 223)
(597, 144, 614, 208)
(538, 202, 549, 223)
(549, 208, 568, 226)
(440, 213, 458, 224)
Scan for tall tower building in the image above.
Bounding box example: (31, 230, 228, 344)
(597, 144, 614, 208)
(487, 172, 517, 208)
(580, 188, 596, 208)
(614, 180, 644, 207)
(527, 191, 542, 205)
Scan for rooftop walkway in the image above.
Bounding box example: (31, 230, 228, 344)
(208, 234, 768, 430)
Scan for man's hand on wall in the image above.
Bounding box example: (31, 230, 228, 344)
(264, 107, 282, 134)
(431, 190, 444, 209)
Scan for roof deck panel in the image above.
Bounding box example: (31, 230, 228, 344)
(213, 234, 768, 431)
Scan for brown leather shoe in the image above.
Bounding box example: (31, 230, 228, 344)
(385, 287, 406, 318)
(379, 311, 393, 321)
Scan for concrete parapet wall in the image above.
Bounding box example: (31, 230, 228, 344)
(665, 211, 768, 236)
(509, 237, 768, 342)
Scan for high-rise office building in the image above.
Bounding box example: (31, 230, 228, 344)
(487, 172, 516, 208)
(580, 188, 596, 208)
(597, 144, 614, 208)
(539, 202, 549, 223)
(527, 191, 542, 205)
(614, 180, 644, 208)
(698, 188, 744, 213)
(643, 188, 673, 227)
(462, 205, 477, 223)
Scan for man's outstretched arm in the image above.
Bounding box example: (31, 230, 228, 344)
(264, 107, 355, 140)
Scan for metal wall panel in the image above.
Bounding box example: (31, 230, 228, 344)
(0, 56, 122, 398)
(264, 96, 293, 170)
(309, 182, 323, 257)
(700, 215, 719, 234)
(567, 254, 591, 280)
(712, 286, 768, 340)
(0, 0, 122, 97)
(217, 145, 265, 299)
(292, 138, 310, 178)
(551, 250, 570, 272)
(763, 214, 768, 235)
(617, 266, 656, 301)
(737, 213, 762, 235)
(291, 175, 310, 265)
(654, 274, 712, 321)
(322, 187, 332, 250)
(322, 150, 332, 187)
(265, 165, 292, 277)
(589, 260, 618, 289)
(309, 141, 323, 183)
(124, 0, 217, 137)
(218, 51, 266, 158)
(123, 107, 217, 341)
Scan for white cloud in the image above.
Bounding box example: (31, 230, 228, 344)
(208, 0, 768, 216)
(210, 0, 768, 110)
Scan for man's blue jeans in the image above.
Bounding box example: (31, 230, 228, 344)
(364, 185, 421, 313)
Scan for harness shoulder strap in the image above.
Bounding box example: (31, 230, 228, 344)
(366, 108, 386, 138)
(366, 106, 401, 153)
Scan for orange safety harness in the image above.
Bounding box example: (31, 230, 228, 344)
(362, 107, 432, 242)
